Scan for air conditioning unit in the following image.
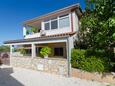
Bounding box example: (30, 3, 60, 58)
(40, 30, 46, 36)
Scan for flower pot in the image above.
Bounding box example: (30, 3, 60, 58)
(44, 55, 48, 59)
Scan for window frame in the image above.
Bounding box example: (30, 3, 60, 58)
(59, 14, 70, 28)
(44, 21, 50, 30)
(51, 19, 58, 29)
(43, 13, 70, 30)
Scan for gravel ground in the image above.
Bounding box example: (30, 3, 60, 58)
(0, 65, 110, 86)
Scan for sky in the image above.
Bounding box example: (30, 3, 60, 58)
(0, 0, 86, 45)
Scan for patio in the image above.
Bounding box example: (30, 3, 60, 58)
(0, 65, 108, 86)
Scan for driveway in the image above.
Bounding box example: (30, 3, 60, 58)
(0, 65, 109, 86)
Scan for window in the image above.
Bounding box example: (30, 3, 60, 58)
(54, 48, 63, 56)
(45, 22, 50, 30)
(43, 14, 70, 30)
(59, 16, 70, 28)
(51, 20, 58, 29)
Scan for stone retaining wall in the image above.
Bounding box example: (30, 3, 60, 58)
(72, 68, 115, 84)
(10, 57, 68, 76)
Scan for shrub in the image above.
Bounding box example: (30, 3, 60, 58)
(0, 45, 10, 52)
(79, 56, 105, 72)
(71, 49, 111, 72)
(71, 49, 86, 68)
(40, 47, 51, 57)
(19, 48, 26, 55)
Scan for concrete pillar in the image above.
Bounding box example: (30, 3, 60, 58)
(10, 45, 13, 58)
(66, 36, 74, 77)
(31, 44, 36, 58)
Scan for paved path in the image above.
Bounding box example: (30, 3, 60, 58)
(0, 65, 109, 86)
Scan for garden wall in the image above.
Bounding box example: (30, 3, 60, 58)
(72, 68, 115, 84)
(10, 57, 68, 76)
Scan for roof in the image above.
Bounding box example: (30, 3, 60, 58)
(24, 3, 82, 25)
(4, 32, 76, 44)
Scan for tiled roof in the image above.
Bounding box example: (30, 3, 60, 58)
(4, 32, 76, 44)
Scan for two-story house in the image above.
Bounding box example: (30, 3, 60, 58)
(4, 4, 82, 76)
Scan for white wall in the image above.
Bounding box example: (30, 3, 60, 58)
(24, 11, 79, 39)
(25, 33, 40, 39)
(72, 11, 79, 32)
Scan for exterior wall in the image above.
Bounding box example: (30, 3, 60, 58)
(24, 11, 79, 39)
(72, 11, 79, 32)
(10, 57, 68, 76)
(72, 68, 115, 84)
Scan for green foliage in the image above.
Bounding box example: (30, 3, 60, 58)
(78, 0, 115, 50)
(40, 47, 51, 57)
(75, 0, 115, 72)
(0, 45, 10, 52)
(19, 48, 26, 55)
(113, 33, 115, 39)
(80, 56, 105, 72)
(71, 49, 86, 68)
(31, 26, 38, 33)
(71, 49, 112, 72)
(26, 29, 30, 35)
(26, 26, 38, 34)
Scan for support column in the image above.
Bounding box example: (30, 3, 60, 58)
(31, 43, 36, 58)
(10, 45, 13, 58)
(66, 36, 74, 77)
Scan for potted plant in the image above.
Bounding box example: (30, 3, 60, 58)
(26, 26, 38, 35)
(19, 48, 26, 56)
(31, 26, 38, 33)
(40, 47, 51, 58)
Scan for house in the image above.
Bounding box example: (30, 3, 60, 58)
(4, 4, 82, 76)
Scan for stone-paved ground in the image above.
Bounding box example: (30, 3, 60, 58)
(0, 65, 110, 86)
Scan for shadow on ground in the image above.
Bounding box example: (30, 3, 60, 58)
(0, 67, 24, 86)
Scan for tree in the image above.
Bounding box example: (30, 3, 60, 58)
(77, 0, 115, 52)
(0, 45, 10, 52)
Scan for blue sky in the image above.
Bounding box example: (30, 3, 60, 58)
(0, 0, 86, 45)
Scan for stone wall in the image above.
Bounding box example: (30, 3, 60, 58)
(10, 57, 68, 76)
(72, 68, 115, 84)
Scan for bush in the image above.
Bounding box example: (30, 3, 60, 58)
(80, 56, 105, 72)
(19, 48, 26, 55)
(40, 47, 51, 57)
(0, 45, 10, 52)
(71, 49, 86, 68)
(71, 49, 111, 72)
